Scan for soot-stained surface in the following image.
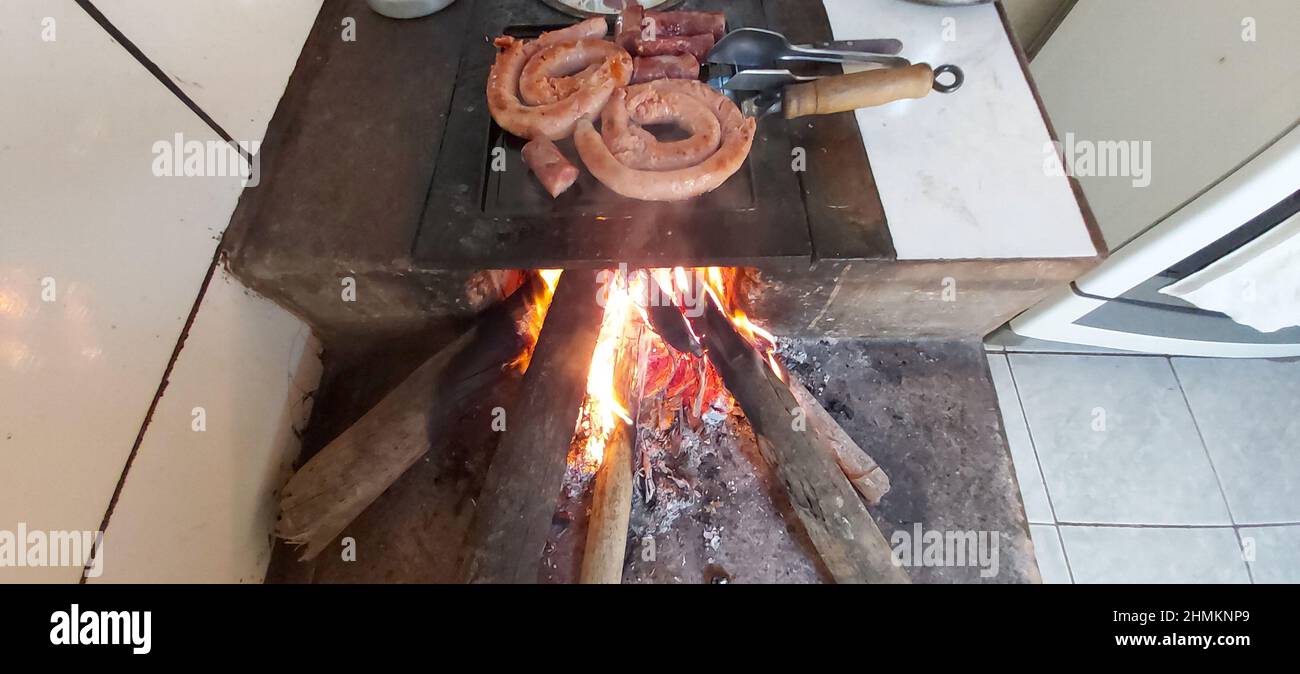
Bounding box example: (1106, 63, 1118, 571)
(268, 337, 1038, 583)
(781, 338, 1039, 583)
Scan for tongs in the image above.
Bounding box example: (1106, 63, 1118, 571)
(723, 64, 965, 119)
(708, 28, 910, 69)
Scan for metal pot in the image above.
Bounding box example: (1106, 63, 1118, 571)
(366, 0, 456, 20)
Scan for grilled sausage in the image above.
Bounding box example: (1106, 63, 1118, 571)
(615, 2, 644, 53)
(522, 138, 580, 198)
(519, 39, 634, 106)
(633, 33, 715, 63)
(575, 80, 755, 201)
(486, 18, 632, 141)
(600, 85, 721, 170)
(630, 54, 701, 84)
(643, 10, 726, 40)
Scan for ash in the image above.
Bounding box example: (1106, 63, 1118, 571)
(628, 394, 740, 538)
(621, 371, 827, 583)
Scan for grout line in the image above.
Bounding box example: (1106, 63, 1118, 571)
(1233, 526, 1256, 584)
(1004, 354, 1062, 522)
(81, 250, 223, 583)
(1004, 353, 1076, 582)
(74, 0, 251, 163)
(1169, 355, 1258, 584)
(1167, 358, 1242, 523)
(1050, 523, 1075, 584)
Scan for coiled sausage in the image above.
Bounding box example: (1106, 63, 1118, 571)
(576, 80, 755, 201)
(487, 18, 633, 141)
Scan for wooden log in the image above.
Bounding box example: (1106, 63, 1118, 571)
(275, 273, 549, 561)
(789, 381, 891, 505)
(460, 271, 605, 584)
(691, 299, 909, 584)
(579, 328, 646, 584)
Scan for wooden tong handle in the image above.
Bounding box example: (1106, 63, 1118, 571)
(783, 63, 934, 119)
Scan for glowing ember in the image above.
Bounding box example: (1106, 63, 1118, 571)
(568, 266, 781, 474)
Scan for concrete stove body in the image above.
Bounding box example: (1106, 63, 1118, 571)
(222, 0, 1103, 349)
(221, 0, 1099, 584)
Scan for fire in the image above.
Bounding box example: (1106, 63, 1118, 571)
(574, 271, 641, 471)
(696, 267, 784, 382)
(539, 268, 562, 293)
(508, 269, 565, 373)
(569, 266, 783, 474)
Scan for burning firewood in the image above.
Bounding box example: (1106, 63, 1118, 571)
(580, 326, 647, 584)
(460, 271, 605, 584)
(789, 381, 891, 506)
(688, 291, 909, 584)
(275, 271, 559, 560)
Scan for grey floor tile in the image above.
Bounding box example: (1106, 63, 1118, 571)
(1029, 524, 1072, 584)
(987, 354, 1054, 524)
(1240, 526, 1300, 583)
(1010, 354, 1231, 525)
(1171, 358, 1300, 524)
(1060, 526, 1251, 584)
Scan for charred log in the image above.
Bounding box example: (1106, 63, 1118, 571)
(579, 328, 645, 584)
(460, 271, 605, 583)
(689, 297, 909, 584)
(789, 382, 891, 505)
(276, 273, 552, 560)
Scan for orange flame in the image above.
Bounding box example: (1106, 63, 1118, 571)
(695, 267, 784, 382)
(568, 266, 782, 474)
(508, 269, 564, 373)
(573, 271, 642, 473)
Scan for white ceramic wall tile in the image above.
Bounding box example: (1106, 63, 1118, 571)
(1029, 524, 1071, 584)
(89, 271, 321, 584)
(1060, 525, 1251, 584)
(1009, 355, 1230, 525)
(1171, 358, 1300, 524)
(1240, 525, 1300, 584)
(0, 0, 245, 582)
(987, 354, 1053, 524)
(92, 0, 324, 144)
(824, 0, 1095, 260)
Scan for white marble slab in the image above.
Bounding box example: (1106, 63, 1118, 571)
(93, 0, 324, 144)
(823, 0, 1095, 260)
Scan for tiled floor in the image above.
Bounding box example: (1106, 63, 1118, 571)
(986, 340, 1300, 583)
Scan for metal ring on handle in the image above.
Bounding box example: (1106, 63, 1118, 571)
(932, 64, 964, 93)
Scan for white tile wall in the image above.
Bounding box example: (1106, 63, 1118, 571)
(1, 0, 321, 582)
(92, 0, 325, 144)
(89, 271, 320, 584)
(0, 0, 246, 582)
